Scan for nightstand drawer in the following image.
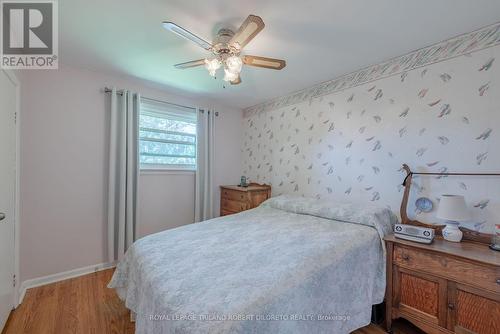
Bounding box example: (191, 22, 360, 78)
(394, 245, 500, 293)
(221, 189, 247, 202)
(221, 199, 248, 212)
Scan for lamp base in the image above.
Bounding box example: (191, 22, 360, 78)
(442, 221, 463, 242)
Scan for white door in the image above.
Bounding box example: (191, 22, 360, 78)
(0, 69, 17, 331)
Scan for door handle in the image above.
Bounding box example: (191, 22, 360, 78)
(0, 213, 5, 221)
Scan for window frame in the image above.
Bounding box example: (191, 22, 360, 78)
(138, 98, 198, 172)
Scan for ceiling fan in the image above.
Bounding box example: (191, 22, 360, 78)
(162, 15, 286, 85)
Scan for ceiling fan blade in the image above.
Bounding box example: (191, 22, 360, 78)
(162, 22, 212, 50)
(242, 55, 286, 70)
(174, 59, 206, 69)
(230, 75, 241, 85)
(229, 15, 265, 50)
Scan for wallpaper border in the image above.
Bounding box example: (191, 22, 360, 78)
(243, 22, 500, 118)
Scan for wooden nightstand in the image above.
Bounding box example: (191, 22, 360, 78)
(385, 235, 500, 334)
(220, 183, 271, 216)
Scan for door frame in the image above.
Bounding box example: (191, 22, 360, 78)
(1, 69, 21, 308)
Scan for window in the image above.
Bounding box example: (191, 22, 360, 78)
(139, 98, 197, 170)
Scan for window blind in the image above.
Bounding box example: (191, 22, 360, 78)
(139, 98, 197, 170)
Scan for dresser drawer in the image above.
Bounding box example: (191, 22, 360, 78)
(221, 199, 248, 212)
(220, 184, 271, 217)
(221, 189, 247, 202)
(220, 209, 237, 216)
(394, 245, 500, 293)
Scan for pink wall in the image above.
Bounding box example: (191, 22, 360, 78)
(18, 65, 242, 283)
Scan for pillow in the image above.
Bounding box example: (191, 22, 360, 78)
(261, 194, 397, 240)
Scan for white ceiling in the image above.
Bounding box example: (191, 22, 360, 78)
(59, 0, 500, 109)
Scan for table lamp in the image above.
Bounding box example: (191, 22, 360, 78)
(436, 195, 470, 242)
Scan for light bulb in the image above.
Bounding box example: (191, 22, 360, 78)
(223, 68, 239, 82)
(204, 58, 221, 77)
(225, 56, 242, 74)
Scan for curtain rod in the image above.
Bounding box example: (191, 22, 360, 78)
(103, 87, 200, 113)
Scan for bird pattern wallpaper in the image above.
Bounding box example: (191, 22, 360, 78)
(242, 31, 500, 233)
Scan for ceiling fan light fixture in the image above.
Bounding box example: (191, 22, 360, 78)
(204, 58, 221, 77)
(223, 67, 239, 82)
(225, 55, 243, 74)
(166, 15, 285, 85)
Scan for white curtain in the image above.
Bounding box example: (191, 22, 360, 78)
(195, 108, 216, 222)
(107, 88, 140, 262)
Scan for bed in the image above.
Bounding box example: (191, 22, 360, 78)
(108, 195, 397, 334)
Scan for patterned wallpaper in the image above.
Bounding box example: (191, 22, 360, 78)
(242, 28, 500, 233)
(244, 22, 500, 117)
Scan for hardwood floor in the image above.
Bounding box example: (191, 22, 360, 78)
(3, 269, 134, 334)
(2, 269, 421, 334)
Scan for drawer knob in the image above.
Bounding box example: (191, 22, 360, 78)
(496, 278, 500, 285)
(448, 303, 455, 310)
(402, 254, 410, 261)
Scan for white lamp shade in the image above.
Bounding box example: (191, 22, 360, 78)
(223, 68, 239, 82)
(436, 195, 470, 222)
(225, 56, 243, 73)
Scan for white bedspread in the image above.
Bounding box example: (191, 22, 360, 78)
(109, 195, 397, 334)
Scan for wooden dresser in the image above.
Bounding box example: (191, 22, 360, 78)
(220, 184, 271, 216)
(385, 235, 500, 334)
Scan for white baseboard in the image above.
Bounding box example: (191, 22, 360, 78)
(18, 261, 116, 306)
